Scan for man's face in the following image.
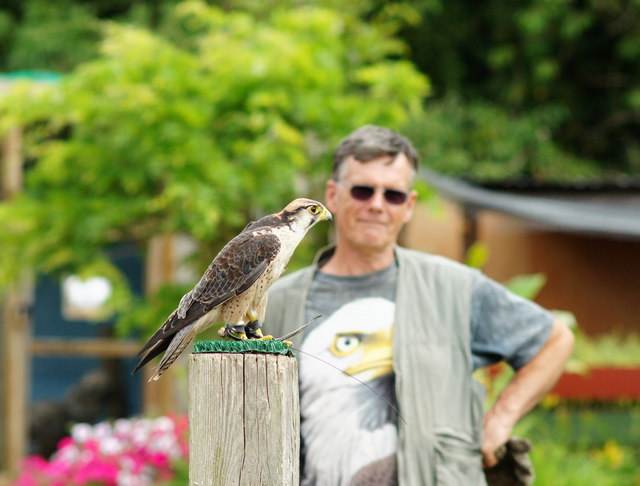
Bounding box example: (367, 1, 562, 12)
(325, 153, 417, 254)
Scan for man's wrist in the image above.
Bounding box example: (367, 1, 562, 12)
(485, 400, 520, 431)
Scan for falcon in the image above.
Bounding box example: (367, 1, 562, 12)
(132, 198, 332, 381)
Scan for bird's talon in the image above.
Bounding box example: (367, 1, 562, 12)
(246, 330, 263, 339)
(224, 323, 247, 340)
(245, 320, 265, 339)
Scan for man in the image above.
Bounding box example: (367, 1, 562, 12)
(264, 125, 574, 485)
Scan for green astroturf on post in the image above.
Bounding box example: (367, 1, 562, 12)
(193, 339, 293, 356)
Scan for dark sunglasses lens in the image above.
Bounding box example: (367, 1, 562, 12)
(384, 190, 408, 205)
(350, 186, 375, 201)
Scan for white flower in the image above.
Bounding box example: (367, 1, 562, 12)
(99, 436, 123, 456)
(114, 418, 133, 437)
(117, 470, 150, 486)
(71, 423, 93, 444)
(152, 416, 174, 434)
(93, 422, 113, 440)
(119, 455, 137, 472)
(148, 434, 175, 455)
(131, 426, 150, 446)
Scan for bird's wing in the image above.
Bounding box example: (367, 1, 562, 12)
(132, 230, 281, 372)
(182, 229, 280, 311)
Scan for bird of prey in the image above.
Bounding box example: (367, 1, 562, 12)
(132, 198, 332, 381)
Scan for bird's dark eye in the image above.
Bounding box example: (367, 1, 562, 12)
(307, 205, 320, 215)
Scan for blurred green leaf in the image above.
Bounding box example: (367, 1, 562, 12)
(568, 330, 640, 369)
(0, 1, 428, 337)
(504, 272, 547, 300)
(406, 97, 602, 183)
(464, 242, 489, 269)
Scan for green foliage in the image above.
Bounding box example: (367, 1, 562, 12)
(464, 242, 489, 269)
(5, 0, 101, 72)
(115, 284, 190, 337)
(0, 1, 428, 337)
(463, 242, 546, 299)
(3, 0, 639, 179)
(503, 272, 547, 301)
(569, 330, 640, 370)
(480, 389, 640, 483)
(0, 0, 180, 72)
(403, 0, 640, 176)
(515, 408, 640, 485)
(406, 97, 602, 182)
(529, 439, 640, 485)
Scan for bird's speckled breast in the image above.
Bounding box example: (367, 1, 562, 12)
(220, 225, 306, 324)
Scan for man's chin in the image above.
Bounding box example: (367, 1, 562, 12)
(354, 236, 391, 252)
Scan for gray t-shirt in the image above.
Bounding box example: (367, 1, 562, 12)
(304, 264, 398, 336)
(298, 263, 552, 486)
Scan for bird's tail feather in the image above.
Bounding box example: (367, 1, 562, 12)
(149, 327, 197, 382)
(135, 310, 179, 358)
(131, 336, 173, 375)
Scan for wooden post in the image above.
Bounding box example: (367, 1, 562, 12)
(143, 234, 180, 415)
(1, 127, 23, 199)
(1, 276, 32, 474)
(188, 353, 300, 486)
(1, 126, 31, 474)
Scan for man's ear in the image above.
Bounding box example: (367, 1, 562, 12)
(402, 190, 419, 224)
(325, 179, 339, 213)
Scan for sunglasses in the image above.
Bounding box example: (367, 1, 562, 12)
(347, 185, 409, 205)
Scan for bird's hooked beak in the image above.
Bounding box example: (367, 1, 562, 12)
(319, 207, 333, 222)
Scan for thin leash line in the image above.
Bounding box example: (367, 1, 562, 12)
(291, 346, 407, 426)
(275, 314, 407, 425)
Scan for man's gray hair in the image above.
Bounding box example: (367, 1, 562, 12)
(332, 125, 419, 181)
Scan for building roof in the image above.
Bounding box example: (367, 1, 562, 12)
(420, 168, 640, 240)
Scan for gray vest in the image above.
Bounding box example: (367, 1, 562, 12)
(264, 246, 487, 486)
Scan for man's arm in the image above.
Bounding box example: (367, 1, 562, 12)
(481, 318, 574, 467)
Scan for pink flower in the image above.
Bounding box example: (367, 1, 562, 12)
(10, 415, 189, 486)
(73, 459, 119, 485)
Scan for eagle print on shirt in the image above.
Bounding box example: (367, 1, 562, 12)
(299, 297, 398, 486)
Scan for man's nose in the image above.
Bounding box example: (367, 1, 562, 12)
(368, 189, 386, 210)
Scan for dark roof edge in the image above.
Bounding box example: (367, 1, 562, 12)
(420, 168, 640, 240)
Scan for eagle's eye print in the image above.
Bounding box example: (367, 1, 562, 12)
(307, 205, 320, 215)
(331, 333, 363, 356)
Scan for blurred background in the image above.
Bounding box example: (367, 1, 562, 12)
(0, 0, 639, 484)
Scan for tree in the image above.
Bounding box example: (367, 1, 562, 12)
(403, 0, 640, 178)
(0, 1, 428, 335)
(3, 0, 638, 178)
(0, 0, 177, 72)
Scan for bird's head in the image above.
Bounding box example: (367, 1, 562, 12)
(280, 198, 332, 233)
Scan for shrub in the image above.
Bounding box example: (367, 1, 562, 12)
(10, 415, 189, 486)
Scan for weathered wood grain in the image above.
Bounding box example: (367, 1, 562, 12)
(188, 353, 299, 486)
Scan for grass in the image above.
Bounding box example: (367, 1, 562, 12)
(514, 406, 640, 485)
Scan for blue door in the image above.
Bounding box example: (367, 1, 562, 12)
(29, 243, 144, 456)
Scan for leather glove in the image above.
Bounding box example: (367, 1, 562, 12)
(484, 437, 535, 486)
